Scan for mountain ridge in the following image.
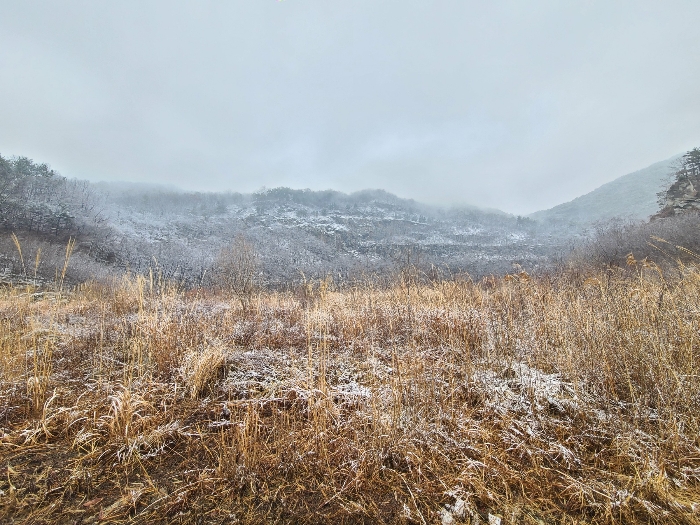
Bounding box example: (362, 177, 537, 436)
(529, 154, 682, 225)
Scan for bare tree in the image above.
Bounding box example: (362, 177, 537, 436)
(215, 234, 260, 310)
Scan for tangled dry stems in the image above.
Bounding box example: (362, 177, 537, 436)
(0, 262, 699, 524)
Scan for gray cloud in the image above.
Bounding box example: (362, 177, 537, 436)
(1, 0, 699, 214)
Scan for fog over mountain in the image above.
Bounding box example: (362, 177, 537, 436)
(2, 148, 693, 287)
(1, 1, 700, 214)
(530, 155, 683, 225)
(2, 2, 700, 285)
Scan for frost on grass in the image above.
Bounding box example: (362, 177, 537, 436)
(1, 268, 700, 524)
(470, 361, 578, 416)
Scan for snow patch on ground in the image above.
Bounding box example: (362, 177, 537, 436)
(471, 361, 578, 416)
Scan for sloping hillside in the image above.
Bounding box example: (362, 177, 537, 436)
(530, 155, 682, 225)
(97, 185, 563, 284)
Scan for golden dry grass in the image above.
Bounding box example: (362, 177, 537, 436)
(1, 261, 699, 524)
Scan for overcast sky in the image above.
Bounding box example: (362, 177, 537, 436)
(1, 1, 699, 214)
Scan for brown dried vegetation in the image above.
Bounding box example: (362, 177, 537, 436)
(1, 258, 699, 524)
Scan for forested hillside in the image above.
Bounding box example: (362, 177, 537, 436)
(99, 184, 568, 285)
(0, 155, 108, 240)
(5, 151, 694, 288)
(1, 155, 574, 286)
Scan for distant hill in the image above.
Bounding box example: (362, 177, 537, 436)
(0, 154, 575, 286)
(96, 185, 565, 283)
(530, 155, 682, 225)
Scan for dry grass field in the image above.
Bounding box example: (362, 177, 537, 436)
(1, 257, 699, 523)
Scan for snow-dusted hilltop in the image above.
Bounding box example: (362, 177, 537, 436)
(97, 185, 564, 284)
(13, 150, 692, 286)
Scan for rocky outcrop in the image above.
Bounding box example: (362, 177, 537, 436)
(657, 174, 700, 216)
(655, 148, 700, 218)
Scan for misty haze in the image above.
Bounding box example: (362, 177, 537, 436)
(2, 2, 700, 524)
